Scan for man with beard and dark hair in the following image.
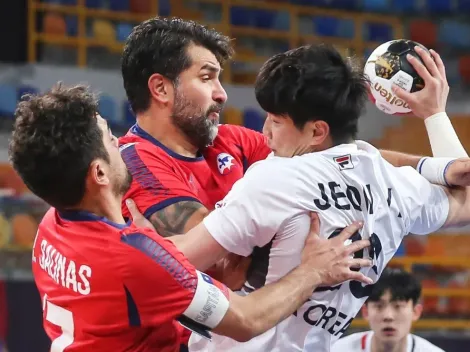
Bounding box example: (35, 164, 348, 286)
(119, 17, 271, 243)
(12, 83, 376, 352)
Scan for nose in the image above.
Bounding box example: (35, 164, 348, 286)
(213, 81, 227, 105)
(382, 305, 395, 321)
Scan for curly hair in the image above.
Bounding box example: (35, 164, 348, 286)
(9, 83, 109, 209)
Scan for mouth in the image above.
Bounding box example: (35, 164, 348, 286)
(208, 111, 220, 120)
(381, 327, 396, 336)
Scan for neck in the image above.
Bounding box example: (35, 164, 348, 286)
(371, 334, 408, 352)
(136, 108, 199, 157)
(71, 190, 125, 225)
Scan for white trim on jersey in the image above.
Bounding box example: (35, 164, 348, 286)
(331, 331, 445, 352)
(182, 270, 229, 329)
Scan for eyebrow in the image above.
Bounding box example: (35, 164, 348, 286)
(200, 63, 223, 73)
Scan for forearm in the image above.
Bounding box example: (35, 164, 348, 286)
(237, 266, 320, 338)
(424, 113, 468, 158)
(380, 150, 422, 168)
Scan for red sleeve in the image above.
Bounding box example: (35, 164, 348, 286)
(229, 125, 270, 167)
(121, 143, 201, 219)
(118, 227, 229, 328)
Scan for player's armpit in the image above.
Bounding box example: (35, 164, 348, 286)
(148, 201, 209, 237)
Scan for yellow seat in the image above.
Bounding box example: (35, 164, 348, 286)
(11, 213, 38, 248)
(223, 107, 243, 126)
(93, 20, 116, 42)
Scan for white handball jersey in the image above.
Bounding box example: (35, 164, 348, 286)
(332, 331, 445, 352)
(189, 141, 449, 352)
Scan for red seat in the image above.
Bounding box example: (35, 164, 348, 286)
(410, 20, 437, 48)
(458, 55, 470, 84)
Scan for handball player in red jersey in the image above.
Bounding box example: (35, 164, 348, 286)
(9, 84, 374, 352)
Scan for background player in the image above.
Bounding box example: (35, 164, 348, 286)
(9, 83, 375, 351)
(332, 268, 445, 352)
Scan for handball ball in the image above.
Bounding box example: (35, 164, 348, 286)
(364, 39, 430, 115)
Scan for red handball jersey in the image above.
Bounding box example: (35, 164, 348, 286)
(119, 124, 270, 219)
(32, 208, 230, 352)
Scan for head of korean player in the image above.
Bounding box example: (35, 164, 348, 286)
(255, 44, 369, 158)
(9, 83, 132, 210)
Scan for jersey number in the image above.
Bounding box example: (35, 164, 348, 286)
(43, 295, 75, 352)
(315, 228, 383, 299)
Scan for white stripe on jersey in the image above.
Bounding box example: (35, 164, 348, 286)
(331, 331, 446, 352)
(189, 141, 449, 352)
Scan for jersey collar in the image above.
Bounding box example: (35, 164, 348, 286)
(58, 210, 131, 230)
(130, 124, 205, 162)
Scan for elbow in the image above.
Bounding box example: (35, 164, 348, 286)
(230, 314, 259, 342)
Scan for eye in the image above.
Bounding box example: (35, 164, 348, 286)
(201, 75, 211, 81)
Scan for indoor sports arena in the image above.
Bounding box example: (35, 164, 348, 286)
(1, 0, 470, 351)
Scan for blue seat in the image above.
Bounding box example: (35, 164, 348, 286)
(445, 59, 461, 85)
(0, 85, 18, 118)
(65, 16, 78, 36)
(116, 22, 133, 42)
(159, 0, 171, 16)
(363, 0, 389, 12)
(243, 109, 264, 132)
(110, 0, 129, 12)
(314, 16, 338, 37)
(457, 0, 470, 11)
(425, 0, 452, 13)
(291, 0, 327, 6)
(364, 23, 392, 42)
(230, 7, 253, 27)
(337, 19, 354, 39)
(391, 0, 416, 13)
(98, 95, 117, 124)
(123, 101, 135, 126)
(330, 0, 358, 10)
(85, 0, 102, 9)
(17, 85, 39, 101)
(58, 0, 77, 4)
(438, 20, 470, 48)
(273, 11, 290, 31)
(395, 242, 405, 257)
(253, 9, 275, 29)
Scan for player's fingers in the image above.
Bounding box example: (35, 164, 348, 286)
(336, 221, 363, 243)
(391, 84, 415, 104)
(307, 212, 321, 238)
(349, 258, 373, 269)
(348, 272, 374, 285)
(430, 49, 447, 82)
(344, 239, 371, 257)
(414, 46, 441, 79)
(125, 198, 144, 220)
(406, 53, 434, 83)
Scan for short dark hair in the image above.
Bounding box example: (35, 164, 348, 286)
(9, 83, 109, 209)
(367, 268, 422, 305)
(121, 17, 234, 114)
(255, 44, 368, 144)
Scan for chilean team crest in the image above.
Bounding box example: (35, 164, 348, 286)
(217, 153, 235, 175)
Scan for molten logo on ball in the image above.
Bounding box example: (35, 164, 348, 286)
(372, 82, 410, 108)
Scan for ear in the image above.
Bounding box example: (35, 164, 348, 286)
(304, 120, 329, 147)
(412, 303, 423, 322)
(362, 304, 370, 320)
(88, 160, 110, 187)
(148, 73, 173, 104)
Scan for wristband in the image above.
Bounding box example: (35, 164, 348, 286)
(424, 112, 468, 158)
(417, 157, 456, 186)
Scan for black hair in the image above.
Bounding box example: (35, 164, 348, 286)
(9, 83, 109, 209)
(367, 268, 422, 305)
(121, 17, 234, 113)
(255, 44, 369, 144)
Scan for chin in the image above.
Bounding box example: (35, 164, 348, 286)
(208, 125, 219, 143)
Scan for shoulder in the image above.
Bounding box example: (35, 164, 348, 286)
(412, 334, 446, 352)
(332, 332, 366, 351)
(217, 124, 262, 138)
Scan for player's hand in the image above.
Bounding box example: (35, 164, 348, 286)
(301, 213, 373, 287)
(444, 158, 470, 187)
(392, 46, 449, 119)
(125, 198, 155, 230)
(212, 253, 252, 291)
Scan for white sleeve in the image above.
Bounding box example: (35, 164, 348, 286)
(203, 159, 300, 256)
(401, 167, 450, 235)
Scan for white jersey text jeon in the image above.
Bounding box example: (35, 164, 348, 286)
(189, 141, 449, 352)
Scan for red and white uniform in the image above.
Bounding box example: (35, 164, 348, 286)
(32, 208, 230, 352)
(332, 331, 445, 352)
(119, 124, 270, 218)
